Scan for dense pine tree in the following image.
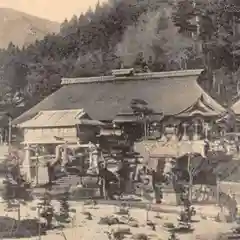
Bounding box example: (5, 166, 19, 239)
(2, 161, 32, 221)
(38, 191, 54, 229)
(59, 191, 70, 221)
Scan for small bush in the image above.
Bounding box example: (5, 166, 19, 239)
(133, 233, 148, 240)
(98, 216, 120, 225)
(128, 220, 138, 227)
(0, 217, 47, 238)
(115, 227, 131, 234)
(116, 208, 129, 215)
(163, 222, 175, 229)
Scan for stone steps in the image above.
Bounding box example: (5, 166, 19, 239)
(54, 174, 81, 188)
(52, 174, 100, 199)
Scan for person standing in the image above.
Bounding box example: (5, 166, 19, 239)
(230, 193, 238, 222)
(98, 163, 118, 199)
(151, 169, 163, 204)
(235, 137, 239, 154)
(47, 162, 54, 184)
(203, 139, 210, 157)
(117, 160, 131, 194)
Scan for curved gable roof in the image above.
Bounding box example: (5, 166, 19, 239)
(231, 99, 240, 115)
(12, 69, 224, 125)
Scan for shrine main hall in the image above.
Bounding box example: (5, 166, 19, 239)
(12, 68, 226, 145)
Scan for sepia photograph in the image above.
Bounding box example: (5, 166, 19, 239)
(0, 0, 240, 239)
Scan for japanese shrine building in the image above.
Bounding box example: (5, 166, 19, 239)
(12, 68, 225, 145)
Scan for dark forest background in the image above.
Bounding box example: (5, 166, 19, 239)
(1, 0, 240, 109)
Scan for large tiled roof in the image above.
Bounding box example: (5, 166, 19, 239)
(12, 69, 225, 125)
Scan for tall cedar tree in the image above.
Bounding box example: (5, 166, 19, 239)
(172, 0, 240, 103)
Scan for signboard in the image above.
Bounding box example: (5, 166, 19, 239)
(99, 135, 130, 149)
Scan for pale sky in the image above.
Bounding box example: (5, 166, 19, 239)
(0, 0, 106, 22)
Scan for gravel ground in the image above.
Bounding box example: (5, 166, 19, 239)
(0, 200, 235, 240)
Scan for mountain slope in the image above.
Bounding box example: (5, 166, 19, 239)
(0, 8, 60, 49)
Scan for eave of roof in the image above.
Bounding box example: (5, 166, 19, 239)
(12, 69, 225, 125)
(177, 91, 225, 117)
(18, 109, 85, 128)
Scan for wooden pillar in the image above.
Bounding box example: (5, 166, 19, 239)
(182, 123, 189, 141)
(23, 144, 32, 181)
(216, 174, 220, 206)
(162, 157, 179, 205)
(188, 153, 193, 202)
(0, 128, 3, 144)
(103, 152, 107, 200)
(62, 141, 68, 169)
(193, 122, 200, 140)
(8, 116, 12, 145)
(35, 147, 39, 186)
(171, 124, 178, 141)
(160, 124, 167, 142)
(204, 122, 209, 140)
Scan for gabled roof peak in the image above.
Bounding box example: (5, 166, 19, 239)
(61, 69, 204, 85)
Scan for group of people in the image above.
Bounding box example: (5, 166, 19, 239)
(44, 142, 170, 202)
(98, 161, 168, 202)
(97, 160, 133, 199)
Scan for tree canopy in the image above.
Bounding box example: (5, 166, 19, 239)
(0, 0, 240, 106)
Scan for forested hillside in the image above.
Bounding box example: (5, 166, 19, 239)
(0, 0, 240, 109)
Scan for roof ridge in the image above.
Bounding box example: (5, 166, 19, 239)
(61, 69, 204, 85)
(38, 109, 84, 113)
